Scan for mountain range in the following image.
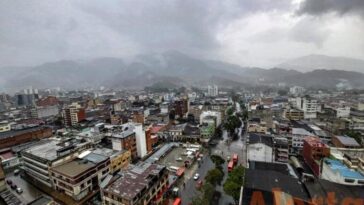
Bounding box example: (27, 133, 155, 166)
(1, 51, 364, 91)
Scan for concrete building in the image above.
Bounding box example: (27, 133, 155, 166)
(92, 148, 131, 174)
(111, 130, 138, 161)
(0, 123, 10, 133)
(50, 152, 110, 201)
(102, 163, 169, 205)
(31, 105, 59, 119)
(21, 138, 92, 187)
(295, 97, 319, 119)
(289, 86, 305, 96)
(247, 134, 274, 162)
(207, 85, 219, 97)
(0, 126, 52, 149)
(321, 158, 364, 186)
(200, 111, 221, 127)
(173, 98, 189, 118)
(332, 135, 361, 148)
(284, 108, 304, 121)
(62, 103, 86, 127)
(302, 137, 330, 177)
(274, 137, 289, 163)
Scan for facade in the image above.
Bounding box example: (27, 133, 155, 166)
(0, 126, 52, 149)
(289, 86, 305, 96)
(173, 98, 189, 118)
(50, 153, 110, 201)
(62, 103, 86, 127)
(302, 137, 330, 177)
(295, 97, 319, 119)
(111, 131, 138, 161)
(21, 138, 92, 187)
(207, 85, 219, 97)
(0, 123, 10, 133)
(92, 148, 131, 174)
(31, 105, 59, 119)
(200, 111, 221, 127)
(102, 163, 169, 205)
(274, 137, 289, 162)
(284, 108, 304, 121)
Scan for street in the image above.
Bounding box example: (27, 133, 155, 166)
(179, 102, 248, 205)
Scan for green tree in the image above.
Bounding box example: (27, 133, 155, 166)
(210, 155, 225, 167)
(191, 182, 215, 205)
(226, 106, 234, 116)
(224, 115, 242, 135)
(223, 165, 245, 202)
(205, 168, 224, 186)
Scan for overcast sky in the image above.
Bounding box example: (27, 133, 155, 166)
(1, 0, 364, 68)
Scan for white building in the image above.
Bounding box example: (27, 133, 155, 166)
(207, 85, 218, 97)
(336, 106, 351, 118)
(289, 86, 305, 96)
(247, 134, 274, 163)
(121, 122, 147, 158)
(31, 105, 59, 119)
(200, 111, 221, 127)
(160, 102, 169, 114)
(295, 97, 319, 119)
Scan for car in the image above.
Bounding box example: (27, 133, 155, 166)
(6, 179, 12, 185)
(193, 173, 200, 180)
(227, 156, 231, 161)
(195, 180, 203, 189)
(10, 184, 17, 190)
(16, 188, 23, 194)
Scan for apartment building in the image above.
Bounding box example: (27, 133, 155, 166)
(50, 152, 110, 201)
(92, 148, 131, 174)
(111, 130, 138, 161)
(62, 103, 86, 127)
(21, 138, 92, 187)
(102, 163, 169, 205)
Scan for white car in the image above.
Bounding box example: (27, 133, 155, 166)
(193, 173, 200, 180)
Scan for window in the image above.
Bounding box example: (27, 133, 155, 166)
(344, 178, 355, 183)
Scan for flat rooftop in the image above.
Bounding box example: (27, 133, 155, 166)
(0, 126, 49, 139)
(104, 163, 165, 200)
(324, 158, 364, 179)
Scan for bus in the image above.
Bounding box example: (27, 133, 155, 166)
(173, 198, 182, 205)
(228, 160, 234, 172)
(232, 153, 238, 164)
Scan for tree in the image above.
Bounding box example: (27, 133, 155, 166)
(226, 107, 234, 116)
(345, 130, 363, 145)
(205, 168, 224, 185)
(223, 165, 245, 202)
(210, 155, 225, 167)
(191, 182, 215, 205)
(224, 115, 242, 136)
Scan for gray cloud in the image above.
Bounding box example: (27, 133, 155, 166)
(297, 0, 364, 17)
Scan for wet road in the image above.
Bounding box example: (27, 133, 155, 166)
(5, 172, 44, 204)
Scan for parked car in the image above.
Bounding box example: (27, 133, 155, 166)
(16, 188, 23, 194)
(193, 173, 200, 180)
(10, 184, 17, 190)
(6, 179, 12, 185)
(196, 180, 203, 189)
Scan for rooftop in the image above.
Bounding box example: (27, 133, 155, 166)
(334, 136, 360, 147)
(104, 163, 166, 200)
(323, 158, 364, 179)
(0, 126, 49, 140)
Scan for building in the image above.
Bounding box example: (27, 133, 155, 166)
(199, 111, 221, 127)
(92, 148, 131, 174)
(102, 163, 169, 205)
(247, 134, 274, 162)
(247, 119, 267, 134)
(274, 137, 289, 162)
(302, 137, 330, 177)
(0, 126, 52, 149)
(50, 152, 110, 201)
(332, 135, 361, 148)
(289, 86, 305, 96)
(321, 158, 364, 186)
(62, 103, 86, 127)
(0, 123, 10, 133)
(173, 98, 189, 118)
(295, 97, 319, 119)
(111, 130, 138, 161)
(207, 85, 219, 97)
(31, 105, 59, 119)
(21, 138, 92, 187)
(284, 108, 304, 121)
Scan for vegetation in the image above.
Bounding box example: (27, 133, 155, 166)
(205, 168, 224, 186)
(224, 115, 242, 136)
(210, 155, 225, 167)
(223, 165, 245, 202)
(191, 182, 215, 205)
(226, 106, 234, 116)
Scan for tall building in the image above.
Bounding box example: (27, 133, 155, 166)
(62, 103, 86, 127)
(295, 97, 319, 119)
(207, 85, 218, 97)
(289, 86, 305, 96)
(173, 98, 189, 118)
(302, 137, 330, 177)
